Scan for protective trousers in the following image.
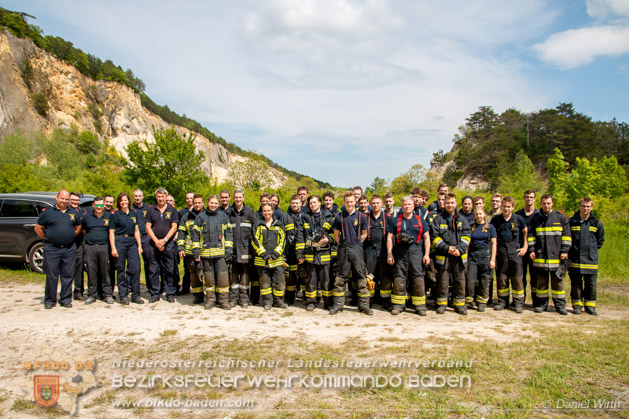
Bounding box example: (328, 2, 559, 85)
(84, 243, 111, 299)
(230, 262, 251, 306)
(43, 243, 76, 306)
(364, 243, 385, 300)
(185, 256, 204, 304)
(114, 236, 141, 300)
(496, 242, 524, 309)
(391, 244, 426, 312)
(333, 245, 370, 312)
(535, 269, 566, 311)
(466, 246, 491, 307)
(435, 255, 466, 309)
(73, 242, 84, 297)
(305, 263, 330, 308)
(284, 245, 299, 304)
(258, 266, 286, 307)
(569, 271, 597, 311)
(202, 257, 230, 308)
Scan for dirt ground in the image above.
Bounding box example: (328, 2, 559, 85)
(0, 281, 625, 417)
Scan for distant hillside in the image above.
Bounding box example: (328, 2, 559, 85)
(0, 7, 331, 189)
(430, 104, 629, 190)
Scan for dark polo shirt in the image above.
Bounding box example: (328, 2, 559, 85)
(133, 202, 151, 235)
(37, 206, 80, 247)
(333, 209, 369, 246)
(82, 211, 111, 245)
(109, 209, 138, 236)
(146, 204, 179, 240)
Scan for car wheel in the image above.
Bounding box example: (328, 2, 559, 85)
(28, 242, 45, 274)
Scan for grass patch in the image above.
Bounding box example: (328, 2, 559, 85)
(160, 329, 178, 337)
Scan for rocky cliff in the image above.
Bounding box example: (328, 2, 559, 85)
(0, 30, 286, 186)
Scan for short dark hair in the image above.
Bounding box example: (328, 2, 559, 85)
(462, 196, 473, 204)
(297, 186, 308, 193)
(69, 192, 80, 198)
(370, 194, 382, 202)
(445, 193, 457, 201)
(259, 193, 271, 201)
(383, 192, 393, 199)
(523, 189, 536, 197)
(323, 191, 335, 200)
(411, 187, 423, 195)
(290, 194, 301, 201)
(352, 186, 363, 193)
(540, 194, 553, 202)
(193, 194, 203, 200)
(219, 189, 230, 196)
(503, 196, 515, 205)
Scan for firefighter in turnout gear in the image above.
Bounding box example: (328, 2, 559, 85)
(364, 195, 391, 307)
(331, 192, 371, 316)
(430, 193, 471, 315)
(191, 195, 233, 310)
(386, 196, 431, 316)
(490, 196, 528, 313)
(302, 195, 334, 311)
(252, 203, 287, 309)
(568, 197, 605, 315)
(528, 194, 572, 315)
(466, 207, 497, 312)
(177, 194, 205, 305)
(228, 189, 255, 308)
(280, 195, 307, 305)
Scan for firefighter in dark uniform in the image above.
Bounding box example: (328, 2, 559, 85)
(109, 193, 143, 305)
(280, 194, 307, 305)
(104, 195, 116, 294)
(252, 203, 287, 309)
(145, 188, 179, 303)
(425, 193, 446, 299)
(459, 196, 475, 226)
(387, 195, 431, 316)
(331, 191, 371, 315)
(466, 207, 496, 312)
(528, 194, 572, 315)
(82, 197, 115, 304)
(515, 190, 539, 306)
(363, 195, 388, 305)
(323, 191, 340, 303)
(431, 193, 471, 315)
(412, 187, 428, 219)
(490, 196, 528, 313)
(568, 197, 605, 315)
(228, 189, 255, 308)
(191, 195, 233, 309)
(177, 194, 204, 305)
(35, 190, 81, 309)
(69, 192, 86, 301)
(302, 195, 334, 311)
(132, 189, 152, 293)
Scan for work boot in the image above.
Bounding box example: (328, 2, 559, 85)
(454, 306, 468, 315)
(513, 299, 524, 314)
(494, 299, 506, 311)
(465, 302, 474, 310)
(329, 296, 344, 315)
(585, 307, 598, 316)
(573, 307, 582, 315)
(358, 297, 373, 315)
(557, 308, 568, 316)
(323, 296, 333, 310)
(391, 309, 401, 315)
(436, 305, 446, 314)
(192, 293, 204, 305)
(285, 290, 296, 305)
(477, 304, 486, 313)
(205, 290, 215, 309)
(382, 298, 392, 311)
(204, 301, 214, 310)
(534, 306, 545, 313)
(306, 304, 315, 311)
(416, 307, 427, 316)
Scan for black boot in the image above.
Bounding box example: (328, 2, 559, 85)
(192, 292, 204, 305)
(358, 297, 373, 315)
(329, 296, 344, 315)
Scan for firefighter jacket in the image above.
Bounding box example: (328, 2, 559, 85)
(190, 209, 233, 259)
(426, 208, 442, 252)
(568, 211, 604, 274)
(365, 211, 388, 248)
(528, 210, 571, 271)
(252, 219, 286, 268)
(228, 204, 255, 264)
(430, 211, 471, 266)
(280, 209, 306, 259)
(177, 209, 202, 255)
(302, 210, 334, 265)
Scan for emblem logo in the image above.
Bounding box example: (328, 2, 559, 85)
(34, 375, 59, 408)
(68, 213, 75, 221)
(131, 217, 137, 223)
(104, 219, 109, 226)
(143, 211, 147, 217)
(165, 212, 172, 220)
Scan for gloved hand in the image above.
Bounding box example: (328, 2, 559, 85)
(555, 259, 573, 281)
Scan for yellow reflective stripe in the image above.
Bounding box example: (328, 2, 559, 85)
(412, 296, 426, 305)
(285, 223, 295, 230)
(536, 226, 564, 232)
(379, 290, 391, 297)
(272, 289, 285, 297)
(206, 287, 216, 292)
(303, 223, 311, 229)
(551, 290, 565, 295)
(304, 255, 314, 262)
(323, 222, 331, 230)
(570, 226, 580, 231)
(452, 301, 465, 306)
(572, 301, 583, 306)
(260, 287, 272, 295)
(286, 285, 297, 291)
(584, 301, 596, 307)
(476, 296, 488, 304)
(216, 287, 229, 293)
(512, 289, 524, 295)
(391, 295, 406, 304)
(295, 243, 305, 250)
(191, 287, 203, 293)
(588, 227, 597, 232)
(320, 255, 331, 262)
(432, 237, 443, 246)
(305, 291, 317, 298)
(461, 236, 470, 244)
(251, 281, 260, 286)
(358, 292, 370, 298)
(465, 296, 473, 302)
(333, 292, 345, 297)
(322, 290, 333, 297)
(573, 263, 598, 269)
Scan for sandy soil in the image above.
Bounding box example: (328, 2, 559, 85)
(0, 281, 624, 417)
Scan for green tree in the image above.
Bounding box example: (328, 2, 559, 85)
(496, 150, 546, 195)
(122, 128, 209, 202)
(365, 177, 388, 196)
(547, 148, 569, 201)
(390, 164, 427, 194)
(227, 159, 275, 191)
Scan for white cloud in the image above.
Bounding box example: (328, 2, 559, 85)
(535, 0, 629, 68)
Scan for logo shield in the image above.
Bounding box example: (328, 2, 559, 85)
(34, 375, 60, 407)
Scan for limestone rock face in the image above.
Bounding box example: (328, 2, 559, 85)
(0, 30, 285, 187)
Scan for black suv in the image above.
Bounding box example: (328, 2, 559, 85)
(0, 192, 95, 273)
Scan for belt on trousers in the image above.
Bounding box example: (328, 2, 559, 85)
(85, 243, 108, 246)
(46, 242, 71, 248)
(116, 234, 132, 237)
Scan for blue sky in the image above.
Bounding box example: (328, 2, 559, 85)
(3, 0, 628, 188)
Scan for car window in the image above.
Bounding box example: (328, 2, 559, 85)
(0, 199, 37, 217)
(35, 201, 53, 215)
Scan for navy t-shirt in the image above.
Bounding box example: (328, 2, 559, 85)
(82, 211, 111, 245)
(132, 202, 150, 235)
(470, 222, 497, 249)
(146, 204, 179, 240)
(333, 210, 369, 245)
(490, 213, 526, 244)
(109, 209, 138, 236)
(386, 213, 429, 245)
(36, 206, 80, 246)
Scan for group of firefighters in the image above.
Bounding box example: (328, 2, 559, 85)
(36, 183, 604, 316)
